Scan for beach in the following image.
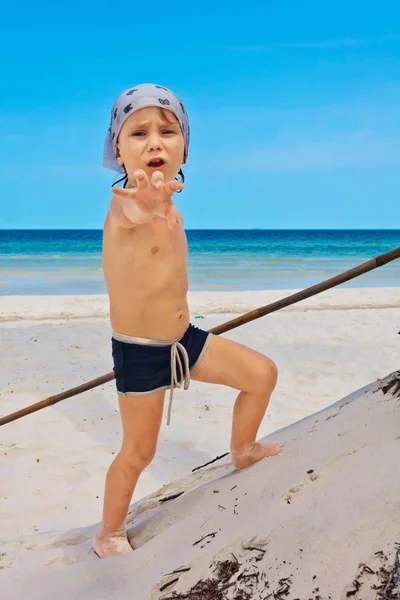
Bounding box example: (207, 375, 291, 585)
(2, 2, 400, 589)
(1, 286, 399, 551)
(3, 4, 400, 592)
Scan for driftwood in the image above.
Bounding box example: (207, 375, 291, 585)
(0, 246, 399, 428)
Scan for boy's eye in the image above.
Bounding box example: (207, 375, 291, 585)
(162, 129, 174, 134)
(133, 131, 145, 136)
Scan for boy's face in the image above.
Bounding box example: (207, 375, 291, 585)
(116, 106, 185, 185)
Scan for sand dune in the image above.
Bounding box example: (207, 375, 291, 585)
(1, 372, 399, 599)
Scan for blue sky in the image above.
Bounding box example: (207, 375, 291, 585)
(1, 0, 399, 229)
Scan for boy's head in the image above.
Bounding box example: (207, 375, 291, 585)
(103, 83, 190, 186)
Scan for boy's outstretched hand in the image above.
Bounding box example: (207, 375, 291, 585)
(111, 170, 184, 228)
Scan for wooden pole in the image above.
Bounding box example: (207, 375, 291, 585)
(1, 246, 399, 427)
(210, 245, 400, 336)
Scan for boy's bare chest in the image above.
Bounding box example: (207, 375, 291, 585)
(136, 218, 187, 259)
(104, 217, 188, 272)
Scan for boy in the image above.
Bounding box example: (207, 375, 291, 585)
(95, 84, 283, 558)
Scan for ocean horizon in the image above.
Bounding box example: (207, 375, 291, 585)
(1, 229, 399, 296)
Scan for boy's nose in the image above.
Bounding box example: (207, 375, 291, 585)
(147, 133, 163, 152)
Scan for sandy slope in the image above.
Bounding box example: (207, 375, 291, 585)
(1, 372, 399, 599)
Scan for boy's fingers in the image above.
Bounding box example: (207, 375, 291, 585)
(164, 180, 184, 196)
(111, 186, 134, 199)
(151, 170, 164, 189)
(133, 169, 149, 188)
(112, 169, 149, 197)
(112, 186, 153, 215)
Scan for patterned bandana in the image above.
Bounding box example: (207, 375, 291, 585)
(103, 83, 190, 174)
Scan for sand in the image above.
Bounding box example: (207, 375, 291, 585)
(0, 287, 399, 598)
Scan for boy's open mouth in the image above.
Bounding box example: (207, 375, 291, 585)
(147, 158, 165, 168)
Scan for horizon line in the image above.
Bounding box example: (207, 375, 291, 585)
(1, 227, 400, 232)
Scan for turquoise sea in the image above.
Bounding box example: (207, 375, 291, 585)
(0, 229, 399, 295)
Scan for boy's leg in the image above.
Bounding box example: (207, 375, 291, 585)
(191, 335, 283, 470)
(94, 390, 165, 558)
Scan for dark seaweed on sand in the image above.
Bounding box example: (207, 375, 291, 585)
(378, 371, 400, 399)
(160, 543, 400, 599)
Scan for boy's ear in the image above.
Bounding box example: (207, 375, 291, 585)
(115, 144, 124, 166)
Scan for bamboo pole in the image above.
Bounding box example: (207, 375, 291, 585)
(1, 246, 399, 427)
(211, 245, 400, 336)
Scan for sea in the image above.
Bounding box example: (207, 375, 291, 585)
(0, 229, 399, 295)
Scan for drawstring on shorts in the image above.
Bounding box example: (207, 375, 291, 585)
(112, 331, 191, 425)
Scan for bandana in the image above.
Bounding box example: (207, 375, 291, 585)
(103, 83, 190, 174)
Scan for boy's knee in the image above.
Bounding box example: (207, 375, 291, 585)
(254, 356, 278, 393)
(120, 444, 156, 470)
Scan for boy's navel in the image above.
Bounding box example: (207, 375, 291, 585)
(151, 245, 160, 254)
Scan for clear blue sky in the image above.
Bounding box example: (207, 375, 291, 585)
(1, 1, 399, 229)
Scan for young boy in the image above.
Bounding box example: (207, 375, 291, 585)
(95, 83, 283, 558)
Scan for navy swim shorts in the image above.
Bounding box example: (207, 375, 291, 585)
(111, 324, 211, 397)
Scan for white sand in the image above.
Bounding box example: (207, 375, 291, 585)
(1, 286, 400, 321)
(0, 288, 399, 598)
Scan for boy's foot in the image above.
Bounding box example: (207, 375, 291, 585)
(93, 528, 134, 559)
(231, 442, 284, 470)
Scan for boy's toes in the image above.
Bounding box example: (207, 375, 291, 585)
(261, 442, 285, 457)
(231, 441, 285, 470)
